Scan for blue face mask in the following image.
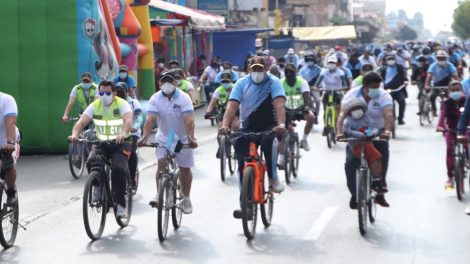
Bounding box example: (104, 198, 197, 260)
(368, 88, 380, 99)
(450, 91, 462, 101)
(81, 83, 91, 90)
(119, 72, 127, 79)
(222, 83, 231, 90)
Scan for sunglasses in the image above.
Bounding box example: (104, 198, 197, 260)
(99, 91, 112, 96)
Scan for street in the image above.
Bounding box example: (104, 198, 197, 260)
(1, 87, 470, 264)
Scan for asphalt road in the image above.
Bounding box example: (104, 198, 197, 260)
(1, 87, 470, 264)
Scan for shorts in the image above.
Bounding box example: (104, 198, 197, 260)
(352, 143, 382, 166)
(156, 147, 194, 168)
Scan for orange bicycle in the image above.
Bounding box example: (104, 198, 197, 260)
(231, 131, 275, 240)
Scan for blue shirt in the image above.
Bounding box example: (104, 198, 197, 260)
(284, 54, 299, 67)
(299, 65, 322, 83)
(346, 61, 363, 72)
(341, 67, 353, 79)
(214, 70, 240, 84)
(112, 75, 136, 89)
(385, 66, 398, 85)
(230, 74, 285, 130)
(427, 62, 457, 84)
(413, 55, 436, 66)
(462, 78, 470, 96)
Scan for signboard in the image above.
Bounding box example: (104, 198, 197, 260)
(164, 0, 187, 5)
(198, 0, 228, 11)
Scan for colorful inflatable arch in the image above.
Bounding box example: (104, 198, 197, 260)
(0, 0, 155, 153)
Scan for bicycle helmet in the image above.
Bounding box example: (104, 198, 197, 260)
(171, 68, 185, 79)
(343, 97, 368, 115)
(115, 82, 128, 91)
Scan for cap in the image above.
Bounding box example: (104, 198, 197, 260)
(436, 50, 448, 58)
(327, 56, 338, 64)
(81, 72, 92, 81)
(221, 72, 232, 82)
(119, 65, 128, 72)
(115, 82, 128, 90)
(159, 71, 175, 82)
(449, 80, 462, 88)
(249, 56, 267, 69)
(343, 97, 368, 115)
(287, 48, 294, 54)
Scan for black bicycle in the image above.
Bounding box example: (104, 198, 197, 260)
(218, 134, 237, 182)
(142, 143, 186, 242)
(282, 107, 302, 184)
(67, 118, 94, 179)
(79, 139, 133, 241)
(453, 138, 469, 201)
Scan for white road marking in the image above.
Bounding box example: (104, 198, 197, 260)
(303, 206, 338, 241)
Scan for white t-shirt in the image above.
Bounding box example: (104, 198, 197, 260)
(0, 93, 20, 146)
(204, 66, 223, 83)
(319, 68, 346, 91)
(343, 87, 393, 130)
(128, 98, 142, 137)
(147, 89, 194, 145)
(358, 55, 377, 69)
(82, 98, 132, 120)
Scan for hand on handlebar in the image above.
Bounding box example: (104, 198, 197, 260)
(62, 116, 70, 123)
(188, 137, 198, 149)
(436, 126, 445, 132)
(336, 134, 345, 141)
(68, 135, 79, 143)
(219, 126, 230, 135)
(272, 125, 286, 135)
(137, 136, 149, 147)
(379, 131, 391, 140)
(204, 112, 213, 120)
(457, 135, 468, 143)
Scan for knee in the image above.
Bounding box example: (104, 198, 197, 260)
(306, 113, 314, 122)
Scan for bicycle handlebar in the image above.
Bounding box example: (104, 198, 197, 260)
(338, 137, 388, 143)
(230, 131, 273, 141)
(140, 142, 191, 148)
(386, 84, 407, 93)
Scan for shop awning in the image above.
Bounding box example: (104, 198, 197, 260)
(149, 0, 225, 30)
(282, 25, 357, 41)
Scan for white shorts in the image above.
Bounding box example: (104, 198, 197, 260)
(156, 147, 194, 168)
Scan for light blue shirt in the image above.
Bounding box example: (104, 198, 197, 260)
(427, 62, 457, 83)
(299, 65, 322, 83)
(462, 78, 470, 96)
(385, 66, 398, 85)
(284, 54, 299, 67)
(341, 67, 353, 79)
(214, 70, 240, 84)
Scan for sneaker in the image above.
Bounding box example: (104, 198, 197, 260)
(314, 117, 318, 125)
(371, 178, 387, 193)
(300, 139, 310, 151)
(116, 204, 127, 218)
(277, 158, 285, 170)
(465, 205, 470, 215)
(398, 119, 405, 125)
(349, 197, 358, 210)
(233, 209, 253, 220)
(445, 179, 454, 190)
(91, 186, 102, 203)
(6, 190, 17, 206)
(375, 194, 390, 207)
(149, 194, 159, 208)
(269, 178, 285, 193)
(182, 198, 193, 214)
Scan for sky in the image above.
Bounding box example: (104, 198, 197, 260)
(385, 0, 460, 35)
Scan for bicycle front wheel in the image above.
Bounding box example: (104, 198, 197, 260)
(418, 97, 425, 126)
(326, 110, 333, 148)
(83, 171, 106, 240)
(172, 172, 183, 229)
(260, 174, 273, 227)
(241, 166, 258, 240)
(68, 142, 85, 179)
(219, 135, 227, 182)
(228, 139, 237, 175)
(0, 183, 19, 249)
(454, 157, 465, 201)
(357, 168, 368, 235)
(426, 100, 434, 124)
(157, 177, 171, 241)
(291, 135, 300, 178)
(115, 175, 133, 227)
(284, 136, 292, 184)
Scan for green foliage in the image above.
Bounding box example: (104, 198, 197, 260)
(329, 15, 348, 26)
(452, 0, 470, 39)
(397, 25, 418, 41)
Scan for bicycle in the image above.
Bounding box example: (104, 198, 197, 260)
(230, 131, 276, 240)
(79, 139, 133, 241)
(451, 131, 469, 201)
(418, 87, 433, 126)
(142, 143, 186, 242)
(321, 89, 343, 148)
(282, 107, 302, 184)
(0, 151, 25, 249)
(339, 138, 386, 235)
(218, 134, 237, 182)
(66, 117, 94, 179)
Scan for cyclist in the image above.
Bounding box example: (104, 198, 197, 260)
(69, 80, 133, 218)
(379, 54, 409, 125)
(115, 82, 143, 192)
(284, 48, 299, 67)
(112, 65, 137, 98)
(462, 66, 470, 96)
(337, 57, 353, 90)
(352, 64, 374, 88)
(299, 54, 322, 124)
(200, 57, 223, 103)
(337, 72, 393, 208)
(314, 56, 348, 136)
(359, 49, 377, 69)
(437, 81, 466, 190)
(215, 61, 240, 84)
(219, 56, 286, 219)
(0, 91, 20, 206)
(280, 63, 315, 153)
(425, 50, 459, 116)
(62, 72, 98, 123)
(346, 52, 363, 79)
(412, 56, 430, 95)
(139, 71, 198, 214)
(395, 47, 412, 74)
(412, 46, 436, 69)
(173, 68, 197, 105)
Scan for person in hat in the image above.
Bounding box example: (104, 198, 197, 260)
(284, 48, 299, 67)
(139, 71, 198, 214)
(425, 50, 459, 116)
(342, 97, 386, 195)
(172, 68, 196, 105)
(113, 65, 137, 98)
(220, 56, 287, 219)
(214, 61, 240, 84)
(62, 72, 99, 123)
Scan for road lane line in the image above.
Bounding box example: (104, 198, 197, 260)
(303, 206, 338, 241)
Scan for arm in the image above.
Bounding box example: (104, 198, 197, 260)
(457, 97, 470, 135)
(383, 107, 394, 134)
(302, 92, 311, 109)
(4, 116, 17, 150)
(273, 97, 286, 126)
(139, 113, 157, 145)
(424, 73, 432, 88)
(336, 108, 346, 135)
(71, 115, 92, 139)
(206, 97, 218, 114)
(221, 101, 239, 129)
(121, 112, 132, 136)
(183, 113, 196, 142)
(62, 96, 76, 121)
(199, 71, 208, 82)
(343, 121, 365, 138)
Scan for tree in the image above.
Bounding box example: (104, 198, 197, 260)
(410, 12, 424, 31)
(397, 25, 417, 41)
(397, 9, 408, 21)
(452, 0, 470, 39)
(329, 15, 348, 26)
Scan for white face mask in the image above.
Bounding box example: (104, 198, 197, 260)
(351, 109, 364, 119)
(251, 72, 266, 84)
(438, 60, 447, 66)
(100, 93, 113, 106)
(157, 63, 165, 68)
(387, 60, 396, 66)
(176, 79, 183, 86)
(328, 63, 336, 70)
(307, 61, 315, 67)
(161, 83, 175, 95)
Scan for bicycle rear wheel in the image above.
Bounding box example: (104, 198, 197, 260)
(291, 135, 300, 178)
(284, 136, 292, 184)
(157, 177, 171, 241)
(220, 135, 227, 182)
(418, 97, 425, 126)
(68, 142, 85, 179)
(357, 168, 368, 235)
(426, 100, 434, 124)
(326, 110, 333, 148)
(454, 157, 465, 201)
(0, 183, 18, 249)
(228, 139, 237, 175)
(171, 172, 183, 229)
(241, 167, 257, 240)
(115, 175, 133, 227)
(83, 171, 106, 240)
(260, 175, 273, 227)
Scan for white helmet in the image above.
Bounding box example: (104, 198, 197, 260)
(343, 97, 368, 115)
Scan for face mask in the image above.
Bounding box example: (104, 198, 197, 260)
(438, 61, 447, 66)
(368, 88, 380, 99)
(222, 83, 231, 90)
(351, 109, 364, 120)
(424, 54, 431, 59)
(100, 93, 113, 106)
(81, 83, 91, 90)
(158, 63, 164, 68)
(289, 54, 294, 58)
(161, 83, 175, 95)
(251, 72, 266, 84)
(450, 91, 462, 101)
(328, 63, 336, 70)
(387, 60, 396, 66)
(176, 79, 183, 86)
(307, 61, 315, 67)
(119, 72, 127, 79)
(116, 91, 126, 100)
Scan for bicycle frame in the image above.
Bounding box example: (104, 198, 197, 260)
(323, 91, 338, 129)
(243, 142, 267, 204)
